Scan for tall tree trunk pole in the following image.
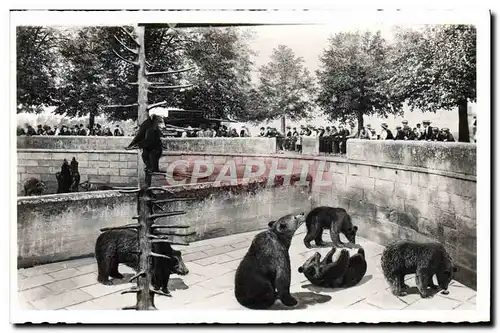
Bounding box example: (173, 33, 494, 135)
(458, 99, 470, 142)
(135, 25, 155, 310)
(281, 116, 286, 135)
(137, 25, 148, 188)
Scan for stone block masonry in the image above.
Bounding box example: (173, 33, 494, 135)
(17, 149, 138, 195)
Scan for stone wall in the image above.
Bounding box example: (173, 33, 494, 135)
(17, 136, 277, 154)
(17, 150, 139, 194)
(16, 138, 477, 289)
(17, 180, 311, 268)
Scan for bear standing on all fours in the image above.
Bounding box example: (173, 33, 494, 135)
(234, 213, 305, 310)
(381, 240, 458, 298)
(303, 206, 359, 249)
(298, 247, 367, 288)
(95, 229, 189, 295)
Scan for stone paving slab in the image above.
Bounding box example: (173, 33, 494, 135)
(17, 225, 476, 312)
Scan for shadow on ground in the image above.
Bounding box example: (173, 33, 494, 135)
(108, 273, 135, 285)
(168, 278, 189, 291)
(300, 274, 374, 293)
(398, 286, 441, 298)
(269, 292, 332, 310)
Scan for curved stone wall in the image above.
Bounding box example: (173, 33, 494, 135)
(16, 138, 476, 288)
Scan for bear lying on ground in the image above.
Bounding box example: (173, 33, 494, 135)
(303, 206, 358, 249)
(95, 229, 189, 294)
(234, 212, 305, 309)
(298, 246, 367, 288)
(380, 240, 457, 298)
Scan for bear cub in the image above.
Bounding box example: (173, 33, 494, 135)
(298, 247, 367, 288)
(95, 229, 189, 294)
(234, 213, 305, 309)
(381, 240, 457, 298)
(303, 206, 358, 249)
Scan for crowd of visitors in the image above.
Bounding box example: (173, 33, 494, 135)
(17, 123, 126, 137)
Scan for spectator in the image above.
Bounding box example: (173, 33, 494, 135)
(394, 126, 404, 140)
(230, 128, 239, 137)
(258, 127, 266, 137)
(285, 126, 292, 138)
(440, 128, 455, 142)
(103, 127, 113, 136)
(36, 124, 45, 135)
(429, 127, 440, 141)
(412, 127, 420, 140)
(17, 127, 26, 136)
(78, 124, 87, 136)
(26, 125, 36, 136)
(379, 123, 394, 140)
(401, 120, 416, 140)
(421, 120, 433, 140)
(114, 124, 124, 136)
(370, 128, 378, 140)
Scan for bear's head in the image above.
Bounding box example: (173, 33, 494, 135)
(170, 249, 189, 276)
(35, 181, 47, 193)
(268, 213, 305, 239)
(345, 225, 358, 244)
(298, 252, 321, 278)
(436, 257, 458, 291)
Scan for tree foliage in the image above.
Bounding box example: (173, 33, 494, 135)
(16, 26, 61, 113)
(249, 45, 316, 130)
(316, 31, 401, 131)
(180, 27, 255, 120)
(390, 25, 476, 141)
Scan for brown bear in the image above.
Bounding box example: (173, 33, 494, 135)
(303, 206, 358, 249)
(381, 240, 458, 298)
(234, 213, 305, 309)
(298, 247, 367, 288)
(95, 229, 189, 294)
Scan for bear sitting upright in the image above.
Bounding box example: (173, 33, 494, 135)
(234, 213, 305, 310)
(298, 246, 367, 288)
(303, 206, 358, 249)
(381, 240, 458, 298)
(95, 229, 189, 294)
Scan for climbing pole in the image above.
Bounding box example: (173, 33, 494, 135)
(100, 24, 196, 310)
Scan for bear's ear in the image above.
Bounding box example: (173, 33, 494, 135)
(353, 226, 358, 232)
(298, 267, 304, 273)
(268, 221, 276, 228)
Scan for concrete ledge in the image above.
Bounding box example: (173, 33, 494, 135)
(347, 139, 476, 176)
(17, 136, 277, 154)
(17, 179, 311, 268)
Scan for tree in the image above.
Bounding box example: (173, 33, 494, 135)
(252, 45, 316, 133)
(180, 27, 255, 120)
(316, 31, 402, 133)
(390, 25, 476, 142)
(55, 26, 191, 126)
(16, 27, 61, 113)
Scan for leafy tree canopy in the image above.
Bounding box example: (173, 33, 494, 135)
(247, 45, 316, 129)
(316, 30, 402, 130)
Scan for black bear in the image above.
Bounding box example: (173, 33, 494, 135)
(380, 240, 458, 298)
(303, 206, 358, 249)
(22, 177, 46, 196)
(69, 157, 81, 192)
(298, 247, 367, 288)
(95, 229, 189, 294)
(126, 114, 164, 173)
(56, 159, 72, 194)
(234, 213, 305, 309)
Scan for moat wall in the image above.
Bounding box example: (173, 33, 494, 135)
(16, 137, 477, 289)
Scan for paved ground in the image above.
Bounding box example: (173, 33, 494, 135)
(17, 225, 476, 311)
